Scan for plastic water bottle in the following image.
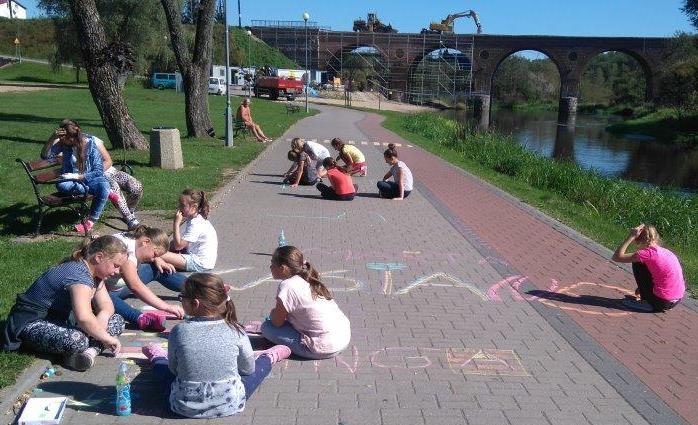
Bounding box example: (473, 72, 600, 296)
(278, 229, 287, 247)
(115, 362, 131, 416)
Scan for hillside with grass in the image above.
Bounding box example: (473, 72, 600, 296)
(0, 17, 297, 76)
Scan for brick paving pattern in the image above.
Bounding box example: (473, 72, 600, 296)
(16, 105, 692, 424)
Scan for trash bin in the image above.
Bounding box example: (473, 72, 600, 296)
(150, 127, 183, 169)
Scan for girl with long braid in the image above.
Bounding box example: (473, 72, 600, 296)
(260, 246, 351, 359)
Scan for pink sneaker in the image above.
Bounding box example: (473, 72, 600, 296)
(137, 312, 167, 332)
(142, 343, 167, 361)
(74, 220, 94, 233)
(253, 345, 291, 364)
(108, 191, 120, 203)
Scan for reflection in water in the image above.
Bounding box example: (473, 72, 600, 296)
(436, 108, 698, 191)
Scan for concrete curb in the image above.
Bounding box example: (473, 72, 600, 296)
(0, 359, 51, 419)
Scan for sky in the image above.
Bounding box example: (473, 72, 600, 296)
(16, 0, 694, 37)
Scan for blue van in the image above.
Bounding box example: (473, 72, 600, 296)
(151, 73, 177, 89)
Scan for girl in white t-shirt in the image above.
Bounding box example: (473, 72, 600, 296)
(161, 189, 218, 272)
(290, 137, 331, 179)
(106, 225, 187, 333)
(260, 246, 351, 359)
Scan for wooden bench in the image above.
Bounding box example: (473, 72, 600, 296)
(286, 101, 301, 114)
(16, 158, 93, 236)
(233, 119, 251, 140)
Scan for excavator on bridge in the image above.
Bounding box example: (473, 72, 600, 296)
(421, 10, 482, 34)
(353, 13, 398, 33)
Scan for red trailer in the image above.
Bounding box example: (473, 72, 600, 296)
(253, 76, 304, 100)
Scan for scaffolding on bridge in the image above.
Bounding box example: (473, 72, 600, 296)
(250, 23, 476, 106)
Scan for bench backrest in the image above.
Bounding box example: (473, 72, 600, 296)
(16, 158, 62, 198)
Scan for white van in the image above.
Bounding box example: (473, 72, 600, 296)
(208, 77, 227, 95)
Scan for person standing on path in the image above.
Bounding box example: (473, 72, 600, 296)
(612, 224, 685, 312)
(236, 98, 272, 143)
(377, 146, 413, 200)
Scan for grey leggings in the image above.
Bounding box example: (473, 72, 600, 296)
(106, 168, 143, 221)
(21, 314, 124, 354)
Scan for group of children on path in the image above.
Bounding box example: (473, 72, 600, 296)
(283, 137, 414, 200)
(0, 115, 688, 419)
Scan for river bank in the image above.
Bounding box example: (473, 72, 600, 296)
(378, 111, 697, 293)
(607, 107, 698, 148)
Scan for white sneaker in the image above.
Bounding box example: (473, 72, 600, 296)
(63, 347, 99, 371)
(622, 298, 654, 312)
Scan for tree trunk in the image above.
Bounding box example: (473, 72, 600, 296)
(161, 0, 216, 138)
(69, 0, 148, 150)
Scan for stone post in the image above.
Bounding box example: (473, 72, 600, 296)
(150, 127, 183, 169)
(472, 94, 491, 130)
(558, 96, 578, 127)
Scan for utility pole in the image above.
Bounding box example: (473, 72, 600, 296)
(224, 0, 233, 147)
(237, 0, 241, 28)
(303, 12, 310, 113)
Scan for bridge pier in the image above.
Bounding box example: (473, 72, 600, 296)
(557, 96, 578, 127)
(472, 94, 491, 131)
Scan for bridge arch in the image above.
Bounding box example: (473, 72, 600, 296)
(325, 43, 392, 90)
(489, 49, 563, 109)
(407, 46, 473, 105)
(580, 48, 655, 102)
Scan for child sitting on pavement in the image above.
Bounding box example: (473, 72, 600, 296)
(160, 189, 218, 272)
(259, 246, 351, 359)
(378, 145, 413, 200)
(106, 225, 186, 332)
(283, 149, 319, 186)
(142, 273, 290, 418)
(612, 224, 685, 312)
(316, 157, 356, 201)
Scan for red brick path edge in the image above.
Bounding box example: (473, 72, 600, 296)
(357, 113, 698, 424)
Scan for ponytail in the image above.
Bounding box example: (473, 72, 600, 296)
(180, 188, 210, 219)
(65, 235, 127, 263)
(183, 273, 243, 333)
(272, 246, 333, 300)
(198, 191, 210, 219)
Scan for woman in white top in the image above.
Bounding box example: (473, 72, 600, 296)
(260, 246, 351, 359)
(377, 144, 413, 200)
(290, 137, 331, 178)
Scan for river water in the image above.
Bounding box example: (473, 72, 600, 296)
(437, 108, 698, 192)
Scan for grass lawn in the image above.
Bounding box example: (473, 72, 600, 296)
(0, 85, 314, 389)
(0, 61, 87, 85)
(376, 110, 697, 295)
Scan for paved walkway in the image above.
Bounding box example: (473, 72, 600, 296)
(17, 105, 697, 424)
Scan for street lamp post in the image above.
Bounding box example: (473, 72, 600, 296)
(246, 30, 252, 98)
(303, 12, 309, 113)
(224, 0, 233, 147)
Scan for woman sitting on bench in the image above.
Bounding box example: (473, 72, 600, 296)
(45, 119, 111, 233)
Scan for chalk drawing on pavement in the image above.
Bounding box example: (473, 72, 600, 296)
(227, 269, 364, 292)
(394, 272, 489, 300)
(366, 262, 407, 295)
(446, 348, 528, 376)
(537, 281, 634, 317)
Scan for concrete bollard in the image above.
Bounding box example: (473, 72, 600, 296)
(150, 127, 183, 169)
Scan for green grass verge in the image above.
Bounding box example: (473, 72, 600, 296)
(0, 85, 314, 389)
(377, 110, 697, 295)
(0, 61, 87, 85)
(607, 107, 698, 148)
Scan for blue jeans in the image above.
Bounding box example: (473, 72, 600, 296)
(377, 181, 411, 199)
(152, 355, 272, 403)
(260, 320, 338, 360)
(109, 263, 187, 325)
(56, 177, 110, 221)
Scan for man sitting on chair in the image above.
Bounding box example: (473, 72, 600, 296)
(236, 98, 272, 143)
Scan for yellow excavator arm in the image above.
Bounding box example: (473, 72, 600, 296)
(428, 10, 482, 34)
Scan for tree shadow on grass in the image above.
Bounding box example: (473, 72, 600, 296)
(0, 203, 81, 237)
(0, 113, 101, 128)
(527, 290, 632, 312)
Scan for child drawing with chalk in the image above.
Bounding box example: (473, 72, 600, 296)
(160, 189, 218, 273)
(256, 246, 351, 359)
(283, 149, 319, 186)
(612, 224, 685, 312)
(290, 137, 331, 180)
(142, 273, 290, 418)
(315, 157, 356, 201)
(330, 137, 367, 176)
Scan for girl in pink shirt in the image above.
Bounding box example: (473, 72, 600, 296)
(612, 224, 685, 312)
(260, 246, 351, 359)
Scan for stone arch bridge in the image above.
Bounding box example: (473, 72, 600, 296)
(250, 27, 671, 124)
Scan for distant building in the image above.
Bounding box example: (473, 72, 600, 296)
(0, 0, 27, 19)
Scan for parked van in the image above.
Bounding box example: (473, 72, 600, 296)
(208, 77, 227, 95)
(151, 73, 177, 89)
